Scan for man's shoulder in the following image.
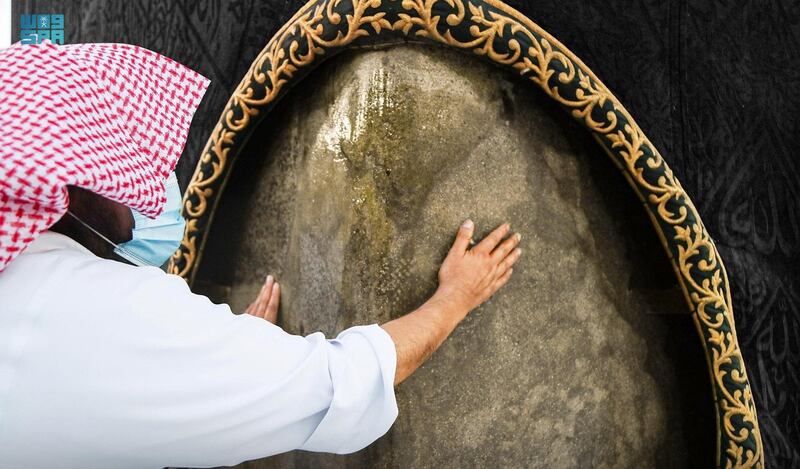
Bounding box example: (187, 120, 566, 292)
(0, 230, 169, 309)
(12, 231, 162, 276)
(0, 227, 232, 345)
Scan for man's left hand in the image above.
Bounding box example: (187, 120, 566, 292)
(245, 274, 280, 324)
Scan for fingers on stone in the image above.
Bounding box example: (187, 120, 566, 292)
(257, 275, 275, 315)
(499, 247, 522, 272)
(496, 267, 513, 288)
(476, 222, 510, 253)
(492, 231, 521, 261)
(267, 282, 280, 318)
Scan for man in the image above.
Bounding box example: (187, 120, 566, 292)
(0, 41, 521, 467)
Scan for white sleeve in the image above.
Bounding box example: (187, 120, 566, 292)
(298, 324, 398, 454)
(5, 265, 398, 468)
(129, 273, 399, 465)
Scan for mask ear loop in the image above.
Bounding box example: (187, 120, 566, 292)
(65, 211, 152, 267)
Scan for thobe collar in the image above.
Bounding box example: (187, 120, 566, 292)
(22, 230, 95, 257)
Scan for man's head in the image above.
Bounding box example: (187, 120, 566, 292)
(50, 186, 135, 259)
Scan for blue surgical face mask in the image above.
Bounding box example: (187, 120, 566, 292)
(67, 172, 186, 267)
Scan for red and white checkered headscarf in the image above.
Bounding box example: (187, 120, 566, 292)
(0, 41, 209, 271)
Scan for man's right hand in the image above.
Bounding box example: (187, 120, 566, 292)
(435, 219, 521, 315)
(381, 220, 522, 385)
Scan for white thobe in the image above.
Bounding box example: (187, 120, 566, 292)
(0, 231, 398, 468)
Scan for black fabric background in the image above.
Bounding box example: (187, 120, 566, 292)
(12, 1, 800, 466)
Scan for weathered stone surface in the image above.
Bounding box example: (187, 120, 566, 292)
(196, 44, 713, 468)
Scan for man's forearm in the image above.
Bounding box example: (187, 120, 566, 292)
(381, 292, 468, 385)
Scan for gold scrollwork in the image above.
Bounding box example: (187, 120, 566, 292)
(168, 0, 763, 466)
